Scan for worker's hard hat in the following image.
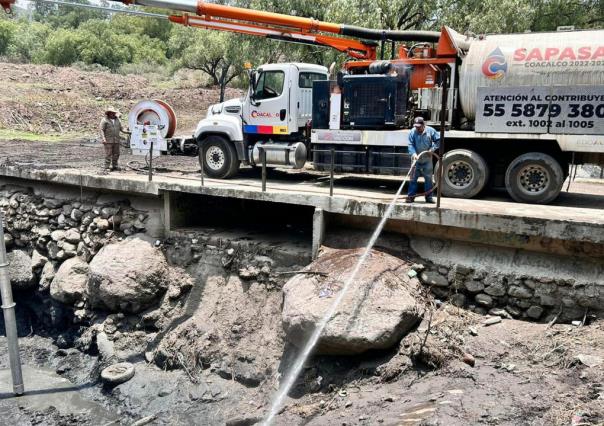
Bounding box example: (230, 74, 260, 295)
(105, 106, 119, 114)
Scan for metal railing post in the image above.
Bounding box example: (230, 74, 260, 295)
(329, 148, 335, 197)
(436, 65, 449, 210)
(200, 146, 205, 188)
(0, 212, 24, 395)
(148, 141, 154, 182)
(261, 147, 267, 192)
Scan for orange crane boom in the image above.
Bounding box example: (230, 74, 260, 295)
(111, 0, 442, 60)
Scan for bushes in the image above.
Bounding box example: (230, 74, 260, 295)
(45, 29, 83, 66)
(0, 18, 16, 55)
(7, 21, 51, 63)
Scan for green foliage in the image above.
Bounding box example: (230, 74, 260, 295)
(168, 26, 248, 100)
(0, 17, 16, 55)
(437, 0, 535, 33)
(1, 0, 603, 93)
(8, 20, 52, 63)
(44, 28, 83, 65)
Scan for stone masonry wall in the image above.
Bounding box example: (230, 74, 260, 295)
(1, 184, 149, 291)
(415, 263, 602, 323)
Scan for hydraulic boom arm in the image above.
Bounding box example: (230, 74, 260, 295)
(110, 0, 441, 60)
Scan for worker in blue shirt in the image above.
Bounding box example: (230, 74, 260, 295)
(406, 117, 440, 203)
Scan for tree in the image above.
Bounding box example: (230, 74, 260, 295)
(0, 17, 15, 55)
(169, 27, 249, 101)
(529, 0, 603, 31)
(436, 0, 535, 34)
(7, 20, 50, 62)
(44, 28, 83, 65)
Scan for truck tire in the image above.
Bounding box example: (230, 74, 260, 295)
(199, 135, 240, 179)
(504, 152, 563, 204)
(438, 149, 489, 198)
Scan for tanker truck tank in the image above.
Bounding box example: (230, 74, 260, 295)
(459, 30, 604, 120)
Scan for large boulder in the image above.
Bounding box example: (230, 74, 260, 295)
(87, 235, 169, 313)
(282, 249, 425, 355)
(7, 250, 34, 290)
(50, 257, 89, 304)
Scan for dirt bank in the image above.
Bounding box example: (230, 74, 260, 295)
(0, 62, 241, 138)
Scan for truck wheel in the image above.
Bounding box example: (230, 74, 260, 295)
(199, 135, 240, 179)
(504, 152, 563, 204)
(438, 149, 489, 198)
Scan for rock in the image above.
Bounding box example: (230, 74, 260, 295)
(475, 293, 493, 308)
(468, 326, 478, 336)
(101, 207, 118, 219)
(216, 360, 265, 387)
(539, 295, 558, 306)
(96, 332, 116, 361)
(225, 416, 262, 426)
(489, 308, 512, 319)
(3, 232, 14, 249)
(62, 204, 74, 215)
(59, 241, 77, 258)
(239, 266, 260, 280)
(420, 270, 449, 287)
(450, 293, 466, 307)
(526, 305, 544, 320)
(483, 316, 502, 326)
(43, 199, 63, 209)
(574, 354, 602, 368)
(71, 208, 84, 221)
(484, 281, 506, 297)
(39, 261, 57, 292)
(464, 280, 484, 293)
(31, 249, 48, 271)
(50, 257, 89, 304)
(508, 286, 533, 299)
(50, 230, 66, 242)
(93, 218, 110, 231)
(282, 249, 424, 355)
(64, 228, 81, 243)
(7, 250, 34, 290)
(35, 225, 51, 238)
(87, 235, 169, 312)
(504, 305, 521, 318)
(462, 353, 475, 367)
(100, 362, 135, 385)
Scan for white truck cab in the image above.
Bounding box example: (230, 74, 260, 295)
(195, 63, 328, 178)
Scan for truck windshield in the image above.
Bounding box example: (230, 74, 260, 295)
(254, 70, 285, 100)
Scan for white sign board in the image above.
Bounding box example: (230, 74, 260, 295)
(130, 124, 167, 156)
(476, 86, 604, 135)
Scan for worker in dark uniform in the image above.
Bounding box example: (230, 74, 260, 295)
(406, 117, 440, 203)
(99, 106, 128, 172)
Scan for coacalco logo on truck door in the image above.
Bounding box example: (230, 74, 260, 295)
(482, 48, 508, 80)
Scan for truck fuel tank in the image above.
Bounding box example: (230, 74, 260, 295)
(251, 142, 307, 169)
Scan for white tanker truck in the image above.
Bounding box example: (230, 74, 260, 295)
(105, 0, 604, 204)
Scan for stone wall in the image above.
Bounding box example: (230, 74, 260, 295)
(0, 184, 149, 293)
(415, 262, 603, 323)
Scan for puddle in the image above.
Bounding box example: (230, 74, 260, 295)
(0, 365, 117, 423)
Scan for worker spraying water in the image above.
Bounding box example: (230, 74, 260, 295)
(262, 151, 436, 424)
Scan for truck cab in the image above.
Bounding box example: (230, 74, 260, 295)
(195, 63, 328, 178)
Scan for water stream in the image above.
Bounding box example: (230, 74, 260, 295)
(263, 160, 421, 425)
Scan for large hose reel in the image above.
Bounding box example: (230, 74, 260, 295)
(128, 99, 177, 139)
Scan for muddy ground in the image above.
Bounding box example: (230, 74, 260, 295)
(1, 303, 603, 425)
